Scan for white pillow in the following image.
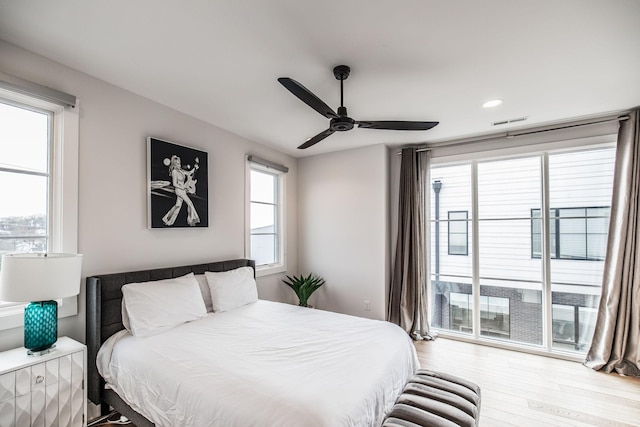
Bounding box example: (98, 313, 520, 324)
(205, 267, 257, 312)
(194, 274, 214, 313)
(122, 273, 207, 337)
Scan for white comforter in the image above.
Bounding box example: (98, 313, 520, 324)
(97, 300, 418, 427)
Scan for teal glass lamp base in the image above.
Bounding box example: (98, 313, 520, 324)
(24, 300, 58, 355)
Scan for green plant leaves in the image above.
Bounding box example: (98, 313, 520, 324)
(282, 273, 326, 307)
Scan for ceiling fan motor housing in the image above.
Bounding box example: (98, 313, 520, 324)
(331, 115, 355, 131)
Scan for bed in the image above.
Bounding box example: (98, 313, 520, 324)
(86, 258, 419, 426)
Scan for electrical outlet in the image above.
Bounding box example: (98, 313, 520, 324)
(364, 300, 370, 311)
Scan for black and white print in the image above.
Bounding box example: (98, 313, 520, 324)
(148, 137, 208, 228)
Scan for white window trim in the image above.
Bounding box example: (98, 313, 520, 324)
(245, 158, 287, 277)
(0, 88, 79, 331)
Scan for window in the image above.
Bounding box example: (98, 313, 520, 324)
(480, 295, 510, 338)
(0, 82, 79, 330)
(448, 211, 468, 255)
(0, 102, 49, 256)
(430, 145, 616, 354)
(552, 303, 597, 351)
(532, 207, 610, 261)
(449, 293, 472, 332)
(246, 156, 287, 275)
(449, 293, 509, 338)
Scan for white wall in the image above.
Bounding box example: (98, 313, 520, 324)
(297, 144, 389, 319)
(0, 40, 297, 351)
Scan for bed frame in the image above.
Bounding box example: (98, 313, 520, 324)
(86, 258, 256, 426)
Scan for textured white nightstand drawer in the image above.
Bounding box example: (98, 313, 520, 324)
(0, 337, 86, 427)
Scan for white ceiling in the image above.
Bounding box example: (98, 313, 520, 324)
(1, 0, 638, 157)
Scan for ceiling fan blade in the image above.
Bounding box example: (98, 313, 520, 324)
(278, 77, 338, 119)
(298, 128, 335, 149)
(357, 121, 439, 131)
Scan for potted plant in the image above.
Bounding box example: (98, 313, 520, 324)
(282, 273, 325, 307)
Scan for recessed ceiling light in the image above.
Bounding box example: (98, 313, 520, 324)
(482, 99, 503, 108)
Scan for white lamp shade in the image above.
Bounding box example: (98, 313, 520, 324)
(0, 253, 83, 302)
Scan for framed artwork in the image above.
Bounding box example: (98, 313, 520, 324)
(147, 137, 208, 228)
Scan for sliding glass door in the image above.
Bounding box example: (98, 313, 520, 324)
(429, 145, 616, 354)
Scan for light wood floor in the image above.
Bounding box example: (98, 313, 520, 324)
(414, 338, 640, 427)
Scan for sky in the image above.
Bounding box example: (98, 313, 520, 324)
(0, 102, 49, 218)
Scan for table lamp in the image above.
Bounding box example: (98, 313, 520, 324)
(0, 253, 83, 355)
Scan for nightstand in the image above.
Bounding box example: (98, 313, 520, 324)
(0, 336, 86, 426)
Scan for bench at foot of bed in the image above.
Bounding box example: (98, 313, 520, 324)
(383, 369, 481, 427)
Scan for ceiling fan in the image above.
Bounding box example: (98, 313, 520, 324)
(278, 65, 439, 149)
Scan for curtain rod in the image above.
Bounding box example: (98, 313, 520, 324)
(247, 154, 289, 173)
(0, 71, 76, 108)
(398, 114, 629, 154)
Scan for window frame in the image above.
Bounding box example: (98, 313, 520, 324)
(245, 159, 286, 277)
(0, 88, 79, 331)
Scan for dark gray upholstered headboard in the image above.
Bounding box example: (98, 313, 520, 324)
(86, 258, 255, 408)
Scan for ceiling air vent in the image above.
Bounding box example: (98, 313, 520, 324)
(492, 116, 528, 126)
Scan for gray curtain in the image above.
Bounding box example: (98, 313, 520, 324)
(584, 110, 640, 376)
(388, 147, 432, 339)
